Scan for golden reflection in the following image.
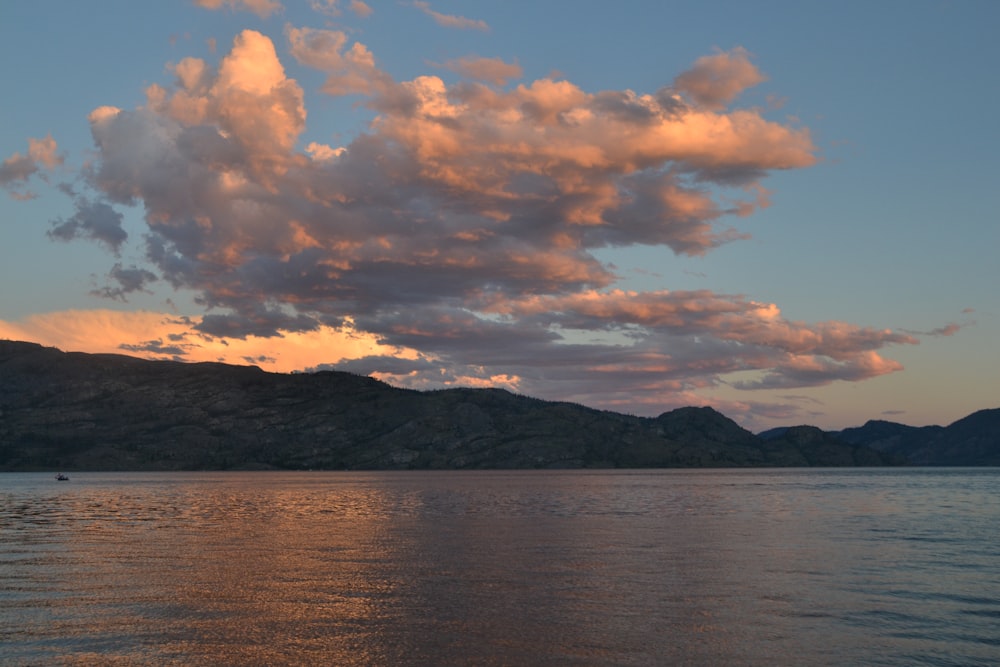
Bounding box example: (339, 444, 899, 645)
(5, 470, 996, 665)
(6, 473, 406, 665)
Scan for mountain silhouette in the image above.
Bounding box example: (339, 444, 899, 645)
(1, 340, 990, 470)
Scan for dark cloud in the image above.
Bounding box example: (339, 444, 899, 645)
(118, 338, 190, 357)
(48, 199, 127, 254)
(243, 354, 277, 364)
(91, 263, 159, 302)
(196, 306, 321, 339)
(0, 154, 37, 188)
(321, 354, 440, 377)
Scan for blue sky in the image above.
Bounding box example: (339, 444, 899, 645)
(1, 0, 996, 431)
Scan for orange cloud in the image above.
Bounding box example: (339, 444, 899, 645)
(194, 0, 281, 19)
(413, 1, 489, 31)
(350, 1, 373, 18)
(309, 0, 371, 16)
(0, 310, 414, 373)
(17, 28, 916, 419)
(443, 56, 522, 86)
(0, 135, 63, 199)
(673, 47, 767, 111)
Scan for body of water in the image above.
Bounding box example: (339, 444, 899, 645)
(2, 468, 999, 665)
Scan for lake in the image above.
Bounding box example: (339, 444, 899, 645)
(2, 469, 999, 665)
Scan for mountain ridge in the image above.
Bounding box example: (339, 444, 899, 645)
(834, 409, 1000, 466)
(0, 340, 993, 470)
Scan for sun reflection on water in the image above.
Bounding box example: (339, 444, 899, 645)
(1, 469, 999, 666)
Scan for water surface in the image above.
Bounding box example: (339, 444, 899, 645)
(2, 469, 999, 665)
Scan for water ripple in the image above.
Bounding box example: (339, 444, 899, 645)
(1, 469, 999, 666)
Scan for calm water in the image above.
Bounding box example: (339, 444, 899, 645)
(1, 469, 999, 666)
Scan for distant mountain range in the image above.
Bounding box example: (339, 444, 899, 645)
(1, 340, 996, 471)
(832, 411, 1000, 466)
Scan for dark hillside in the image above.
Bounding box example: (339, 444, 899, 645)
(835, 410, 1000, 466)
(0, 339, 931, 470)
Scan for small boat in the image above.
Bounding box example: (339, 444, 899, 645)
(55, 473, 69, 481)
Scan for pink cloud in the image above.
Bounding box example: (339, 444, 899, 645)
(29, 135, 63, 169)
(443, 56, 522, 86)
(194, 0, 282, 19)
(483, 289, 915, 390)
(734, 350, 906, 390)
(350, 1, 372, 18)
(902, 323, 965, 337)
(286, 26, 385, 97)
(0, 135, 63, 199)
(18, 30, 918, 417)
(673, 47, 767, 111)
(413, 1, 489, 31)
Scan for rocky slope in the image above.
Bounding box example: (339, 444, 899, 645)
(0, 340, 911, 470)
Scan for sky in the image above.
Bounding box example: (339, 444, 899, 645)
(1, 0, 997, 432)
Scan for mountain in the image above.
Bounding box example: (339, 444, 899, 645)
(761, 425, 906, 467)
(0, 340, 901, 471)
(836, 410, 1000, 466)
(757, 426, 790, 440)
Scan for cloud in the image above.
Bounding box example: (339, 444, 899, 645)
(309, 0, 340, 16)
(0, 309, 413, 373)
(731, 350, 906, 390)
(308, 0, 371, 17)
(779, 394, 825, 406)
(286, 26, 385, 96)
(392, 290, 918, 400)
(198, 305, 321, 339)
(0, 135, 63, 199)
(673, 47, 767, 111)
(350, 1, 373, 18)
(47, 198, 127, 254)
(443, 56, 522, 86)
(901, 323, 965, 337)
(0, 153, 38, 199)
(413, 1, 489, 31)
(926, 324, 962, 337)
(194, 0, 282, 18)
(90, 264, 159, 302)
(19, 29, 921, 417)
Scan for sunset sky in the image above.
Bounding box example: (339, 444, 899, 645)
(1, 0, 996, 431)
